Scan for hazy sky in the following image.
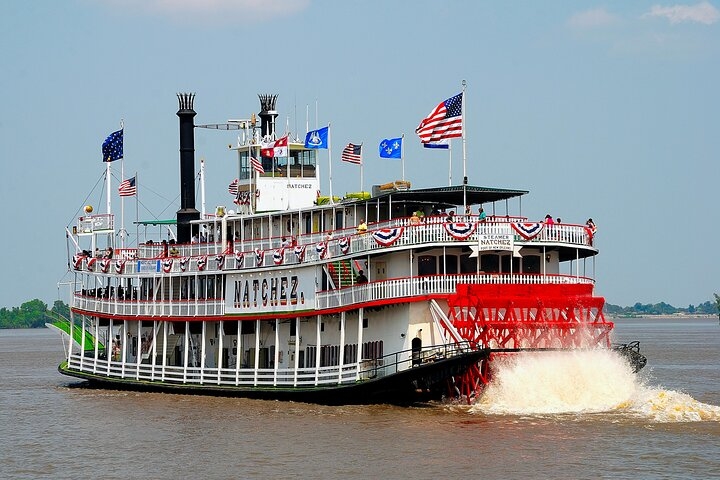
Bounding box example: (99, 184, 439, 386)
(1, 1, 718, 309)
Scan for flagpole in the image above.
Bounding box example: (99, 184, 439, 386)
(448, 141, 452, 186)
(360, 143, 364, 193)
(401, 134, 405, 182)
(120, 158, 125, 249)
(461, 80, 467, 211)
(328, 123, 333, 203)
(135, 172, 139, 247)
(200, 158, 206, 218)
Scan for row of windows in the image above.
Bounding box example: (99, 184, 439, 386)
(417, 254, 542, 275)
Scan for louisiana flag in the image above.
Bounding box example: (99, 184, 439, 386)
(304, 126, 329, 149)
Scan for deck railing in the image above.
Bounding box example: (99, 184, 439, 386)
(72, 273, 593, 318)
(75, 219, 594, 276)
(65, 342, 473, 388)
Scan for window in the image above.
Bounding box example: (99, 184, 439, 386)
(418, 255, 437, 275)
(444, 255, 458, 275)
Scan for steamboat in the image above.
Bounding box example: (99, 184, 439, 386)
(52, 93, 644, 405)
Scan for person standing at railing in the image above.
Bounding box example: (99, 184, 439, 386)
(355, 270, 368, 284)
(478, 207, 487, 222)
(357, 219, 368, 234)
(585, 218, 597, 245)
(410, 212, 421, 225)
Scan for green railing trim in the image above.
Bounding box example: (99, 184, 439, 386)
(48, 313, 103, 350)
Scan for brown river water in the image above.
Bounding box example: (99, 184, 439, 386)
(1, 317, 719, 479)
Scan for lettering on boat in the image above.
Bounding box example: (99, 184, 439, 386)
(477, 234, 514, 251)
(226, 270, 314, 314)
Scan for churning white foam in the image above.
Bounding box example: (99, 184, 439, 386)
(467, 349, 720, 422)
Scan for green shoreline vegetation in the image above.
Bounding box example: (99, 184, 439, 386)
(2, 295, 719, 329)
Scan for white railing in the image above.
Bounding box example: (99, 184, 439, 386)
(67, 354, 360, 387)
(72, 272, 592, 317)
(315, 273, 594, 310)
(73, 219, 594, 276)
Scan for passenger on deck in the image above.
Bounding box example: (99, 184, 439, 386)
(355, 270, 368, 284)
(281, 237, 291, 248)
(357, 219, 368, 234)
(445, 211, 455, 223)
(410, 212, 421, 225)
(103, 247, 114, 259)
(544, 214, 554, 225)
(478, 207, 487, 222)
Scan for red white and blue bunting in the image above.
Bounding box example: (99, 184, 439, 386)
(235, 251, 244, 267)
(99, 258, 111, 273)
(162, 258, 173, 273)
(315, 242, 327, 259)
(294, 245, 306, 262)
(339, 237, 350, 255)
(197, 255, 207, 271)
(255, 248, 265, 266)
(215, 254, 225, 269)
(179, 257, 189, 272)
(444, 222, 476, 240)
(511, 222, 545, 240)
(73, 254, 85, 270)
(87, 257, 97, 272)
(273, 248, 284, 265)
(371, 227, 405, 247)
(114, 259, 126, 274)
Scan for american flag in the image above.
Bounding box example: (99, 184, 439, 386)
(228, 179, 239, 195)
(341, 143, 362, 165)
(415, 93, 463, 144)
(250, 156, 264, 174)
(102, 129, 123, 162)
(118, 176, 137, 197)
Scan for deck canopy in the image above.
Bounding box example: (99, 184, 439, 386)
(380, 185, 528, 206)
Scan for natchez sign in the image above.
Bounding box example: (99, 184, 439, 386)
(225, 268, 316, 315)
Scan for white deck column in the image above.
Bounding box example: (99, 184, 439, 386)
(273, 318, 279, 386)
(151, 320, 158, 381)
(218, 321, 223, 385)
(162, 321, 168, 381)
(121, 319, 128, 378)
(315, 315, 321, 385)
(339, 311, 346, 383)
(107, 318, 113, 375)
(293, 317, 300, 386)
(356, 308, 364, 380)
(183, 320, 189, 383)
(93, 317, 99, 373)
(253, 320, 260, 385)
(136, 320, 141, 380)
(79, 314, 86, 371)
(200, 321, 206, 384)
(235, 320, 241, 385)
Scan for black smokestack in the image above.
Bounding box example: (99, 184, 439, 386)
(176, 93, 200, 243)
(258, 94, 278, 138)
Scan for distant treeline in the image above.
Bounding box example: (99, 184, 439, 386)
(1, 296, 719, 329)
(0, 299, 70, 329)
(605, 300, 719, 317)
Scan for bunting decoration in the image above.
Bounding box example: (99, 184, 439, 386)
(315, 242, 327, 259)
(255, 248, 265, 266)
(293, 245, 306, 262)
(87, 257, 97, 272)
(179, 257, 189, 272)
(371, 227, 405, 247)
(511, 222, 545, 240)
(215, 254, 225, 269)
(197, 255, 207, 271)
(114, 259, 126, 274)
(235, 251, 244, 267)
(72, 254, 85, 270)
(99, 258, 111, 273)
(339, 237, 350, 255)
(444, 222, 476, 240)
(162, 258, 173, 273)
(273, 248, 284, 265)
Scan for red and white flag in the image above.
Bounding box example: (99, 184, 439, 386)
(260, 135, 289, 158)
(250, 156, 264, 174)
(415, 93, 463, 144)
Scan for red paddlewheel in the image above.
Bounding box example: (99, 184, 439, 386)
(443, 283, 614, 401)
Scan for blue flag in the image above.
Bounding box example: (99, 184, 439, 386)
(304, 126, 329, 149)
(423, 140, 449, 150)
(379, 137, 402, 159)
(102, 129, 124, 162)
